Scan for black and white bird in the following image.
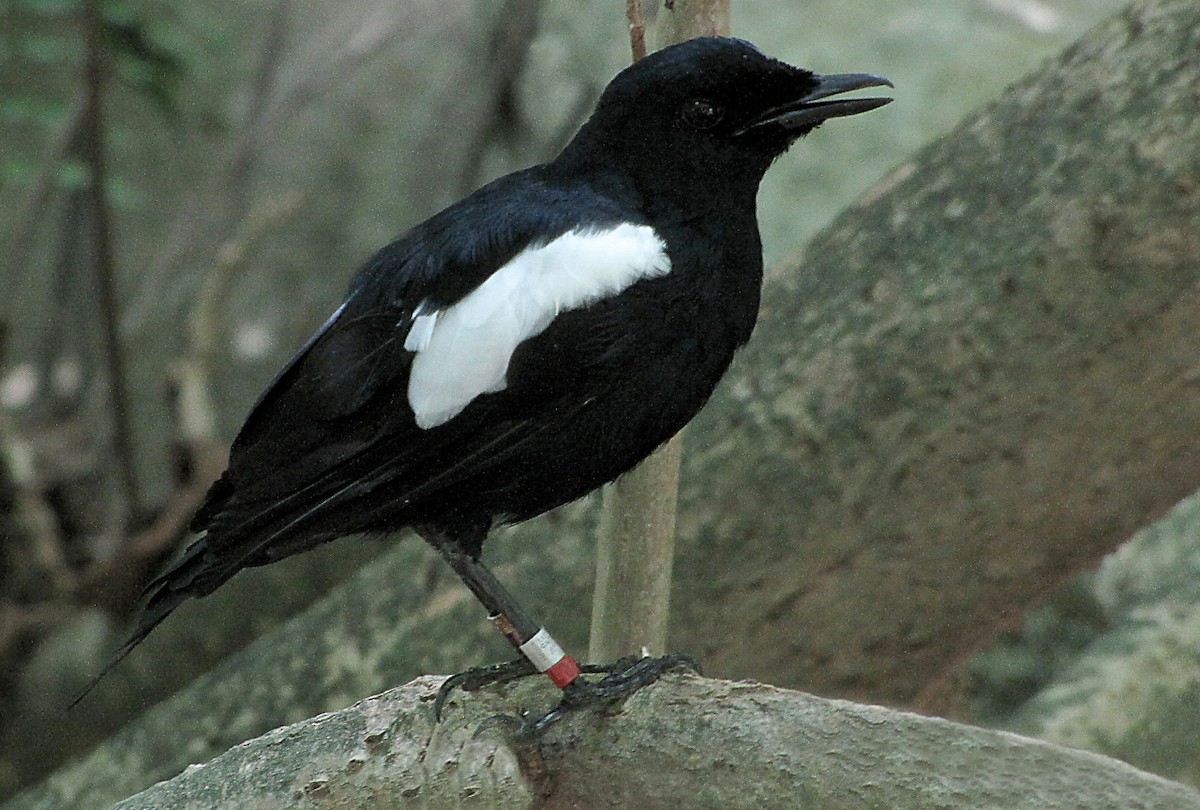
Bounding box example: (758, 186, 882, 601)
(96, 37, 891, 719)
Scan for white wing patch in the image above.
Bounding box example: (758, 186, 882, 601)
(402, 302, 438, 352)
(405, 223, 671, 429)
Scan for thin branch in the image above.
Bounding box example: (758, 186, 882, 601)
(1, 89, 87, 318)
(655, 0, 731, 43)
(186, 191, 305, 442)
(76, 445, 226, 615)
(78, 191, 305, 614)
(626, 0, 647, 61)
(589, 436, 681, 660)
(222, 0, 292, 234)
(80, 0, 139, 526)
(449, 0, 543, 199)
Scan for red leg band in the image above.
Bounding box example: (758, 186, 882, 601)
(545, 655, 581, 688)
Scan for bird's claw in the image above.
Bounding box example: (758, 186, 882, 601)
(434, 657, 538, 721)
(445, 652, 700, 736)
(472, 711, 529, 739)
(559, 652, 700, 712)
(532, 652, 701, 735)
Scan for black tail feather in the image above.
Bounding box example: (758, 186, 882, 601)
(68, 539, 210, 708)
(67, 589, 189, 709)
(70, 471, 378, 708)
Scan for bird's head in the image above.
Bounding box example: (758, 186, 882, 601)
(555, 37, 892, 211)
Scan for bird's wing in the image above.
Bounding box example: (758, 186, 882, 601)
(404, 222, 670, 428)
(187, 173, 670, 581)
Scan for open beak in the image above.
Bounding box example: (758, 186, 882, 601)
(736, 73, 893, 135)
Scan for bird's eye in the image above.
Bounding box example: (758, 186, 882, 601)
(680, 98, 725, 130)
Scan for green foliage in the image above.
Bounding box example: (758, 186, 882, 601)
(54, 158, 88, 191)
(1, 157, 36, 186)
(0, 95, 67, 126)
(12, 33, 72, 63)
(0, 0, 195, 196)
(103, 4, 187, 118)
(12, 0, 75, 12)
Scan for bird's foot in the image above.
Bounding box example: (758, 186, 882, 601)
(528, 652, 700, 734)
(434, 657, 539, 720)
(451, 652, 699, 740)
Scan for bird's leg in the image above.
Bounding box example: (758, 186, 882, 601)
(432, 539, 699, 730)
(433, 543, 582, 719)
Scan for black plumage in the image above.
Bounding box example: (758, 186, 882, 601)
(97, 37, 891, 711)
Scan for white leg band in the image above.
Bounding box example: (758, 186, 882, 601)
(518, 628, 566, 672)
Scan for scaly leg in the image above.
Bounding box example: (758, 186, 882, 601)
(430, 539, 698, 727)
(435, 542, 581, 692)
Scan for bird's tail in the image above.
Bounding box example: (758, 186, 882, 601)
(68, 538, 210, 708)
